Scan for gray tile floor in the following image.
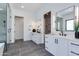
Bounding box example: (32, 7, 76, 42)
(3, 40, 53, 56)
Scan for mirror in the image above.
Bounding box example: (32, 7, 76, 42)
(56, 17, 63, 31)
(56, 6, 75, 32)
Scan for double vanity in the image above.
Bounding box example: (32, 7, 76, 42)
(45, 34, 79, 56)
(44, 6, 79, 56)
(31, 6, 79, 56)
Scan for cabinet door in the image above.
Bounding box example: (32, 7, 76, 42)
(50, 37, 57, 55)
(56, 38, 68, 56)
(45, 37, 50, 52)
(45, 36, 56, 55)
(35, 37, 41, 44)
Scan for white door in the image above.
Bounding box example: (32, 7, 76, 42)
(15, 17, 24, 40)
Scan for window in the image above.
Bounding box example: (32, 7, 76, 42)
(65, 19, 74, 31)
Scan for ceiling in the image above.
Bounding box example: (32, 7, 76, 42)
(0, 3, 7, 14)
(11, 3, 79, 15)
(11, 3, 42, 13)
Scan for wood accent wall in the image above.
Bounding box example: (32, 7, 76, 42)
(44, 11, 51, 34)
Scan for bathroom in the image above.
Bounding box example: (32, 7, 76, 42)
(0, 3, 79, 56)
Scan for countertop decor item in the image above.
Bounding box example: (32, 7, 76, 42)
(37, 29, 41, 33)
(32, 29, 36, 32)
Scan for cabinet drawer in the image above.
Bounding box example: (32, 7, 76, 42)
(37, 39, 42, 43)
(32, 37, 35, 40)
(69, 51, 79, 56)
(69, 42, 79, 53)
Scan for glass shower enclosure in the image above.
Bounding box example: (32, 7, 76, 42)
(0, 3, 7, 51)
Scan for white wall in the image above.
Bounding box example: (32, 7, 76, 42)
(9, 4, 35, 43)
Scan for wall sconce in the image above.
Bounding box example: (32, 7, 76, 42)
(32, 22, 37, 29)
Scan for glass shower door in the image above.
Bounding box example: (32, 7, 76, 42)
(0, 14, 7, 42)
(0, 3, 7, 49)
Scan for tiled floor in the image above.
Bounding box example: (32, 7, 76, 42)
(3, 40, 53, 56)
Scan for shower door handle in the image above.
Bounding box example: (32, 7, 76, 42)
(3, 20, 6, 27)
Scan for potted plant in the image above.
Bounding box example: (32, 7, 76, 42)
(75, 20, 79, 38)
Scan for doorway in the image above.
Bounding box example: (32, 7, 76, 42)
(14, 16, 24, 42)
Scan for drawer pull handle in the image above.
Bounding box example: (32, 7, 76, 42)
(55, 39, 56, 44)
(71, 51, 79, 55)
(56, 39, 58, 44)
(55, 39, 58, 44)
(71, 43, 79, 46)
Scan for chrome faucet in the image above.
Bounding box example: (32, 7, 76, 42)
(59, 31, 67, 36)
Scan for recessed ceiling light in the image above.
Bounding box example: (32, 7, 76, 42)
(21, 5, 24, 8)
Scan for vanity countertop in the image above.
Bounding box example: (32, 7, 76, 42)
(32, 32, 42, 34)
(45, 34, 79, 42)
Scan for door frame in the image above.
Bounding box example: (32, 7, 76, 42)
(14, 16, 24, 42)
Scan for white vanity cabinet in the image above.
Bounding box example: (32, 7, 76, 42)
(51, 37, 68, 56)
(55, 37, 68, 56)
(69, 40, 79, 56)
(45, 35, 68, 56)
(45, 36, 56, 55)
(32, 33, 43, 44)
(45, 35, 79, 56)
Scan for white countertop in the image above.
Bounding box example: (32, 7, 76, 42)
(45, 34, 79, 42)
